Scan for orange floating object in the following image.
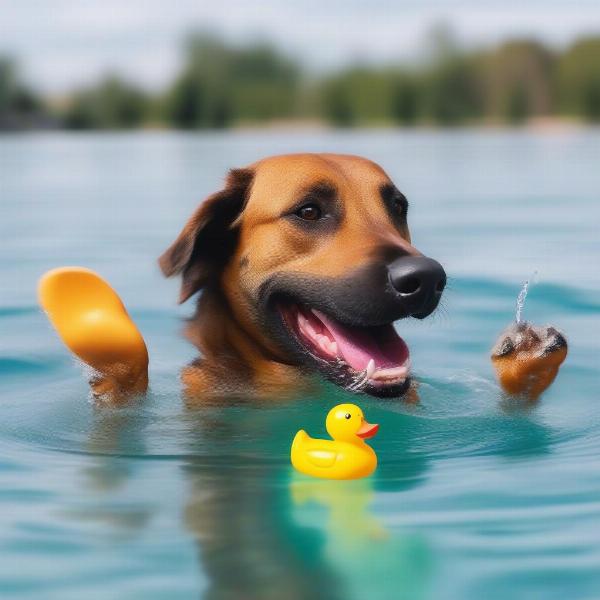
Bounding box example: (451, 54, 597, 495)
(491, 321, 567, 400)
(38, 267, 148, 398)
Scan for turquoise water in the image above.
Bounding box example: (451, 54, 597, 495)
(1, 130, 599, 599)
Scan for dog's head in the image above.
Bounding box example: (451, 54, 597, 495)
(159, 154, 446, 397)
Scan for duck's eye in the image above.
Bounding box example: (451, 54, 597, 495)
(344, 413, 351, 419)
(296, 203, 322, 221)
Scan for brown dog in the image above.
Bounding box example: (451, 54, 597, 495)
(159, 153, 446, 401)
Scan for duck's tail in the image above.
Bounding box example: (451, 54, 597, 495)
(291, 429, 309, 462)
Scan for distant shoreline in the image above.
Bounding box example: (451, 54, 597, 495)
(3, 33, 600, 133)
(1, 116, 597, 135)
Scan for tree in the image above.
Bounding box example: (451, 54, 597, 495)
(558, 37, 600, 122)
(64, 76, 148, 129)
(0, 56, 45, 129)
(165, 33, 299, 128)
(482, 40, 555, 123)
(390, 72, 420, 125)
(422, 55, 484, 125)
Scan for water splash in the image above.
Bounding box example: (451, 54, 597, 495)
(515, 272, 537, 324)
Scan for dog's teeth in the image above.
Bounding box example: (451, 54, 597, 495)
(304, 322, 317, 338)
(298, 313, 318, 339)
(318, 337, 334, 357)
(297, 315, 309, 334)
(366, 359, 376, 379)
(330, 341, 338, 356)
(370, 365, 409, 382)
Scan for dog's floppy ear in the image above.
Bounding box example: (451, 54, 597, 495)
(158, 168, 253, 303)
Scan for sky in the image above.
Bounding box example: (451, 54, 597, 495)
(1, 0, 600, 93)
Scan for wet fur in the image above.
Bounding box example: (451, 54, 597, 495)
(159, 154, 426, 402)
(491, 321, 568, 400)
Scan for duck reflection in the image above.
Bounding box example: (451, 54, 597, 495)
(290, 476, 388, 546)
(289, 474, 432, 600)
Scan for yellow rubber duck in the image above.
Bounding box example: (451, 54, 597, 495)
(38, 266, 148, 399)
(291, 403, 379, 480)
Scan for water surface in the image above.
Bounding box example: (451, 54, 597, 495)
(1, 130, 599, 599)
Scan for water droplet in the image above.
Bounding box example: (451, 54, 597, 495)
(515, 271, 538, 324)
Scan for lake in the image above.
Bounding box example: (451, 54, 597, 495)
(1, 129, 599, 599)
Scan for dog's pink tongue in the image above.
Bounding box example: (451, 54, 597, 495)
(312, 310, 406, 371)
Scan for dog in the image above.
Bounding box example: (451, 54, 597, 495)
(159, 153, 446, 401)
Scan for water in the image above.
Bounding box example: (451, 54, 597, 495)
(1, 129, 599, 599)
(515, 275, 535, 324)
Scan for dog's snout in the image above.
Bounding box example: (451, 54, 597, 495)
(388, 256, 446, 318)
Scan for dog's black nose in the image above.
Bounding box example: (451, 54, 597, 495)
(387, 256, 446, 318)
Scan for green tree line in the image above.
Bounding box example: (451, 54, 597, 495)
(2, 32, 600, 130)
(0, 57, 47, 129)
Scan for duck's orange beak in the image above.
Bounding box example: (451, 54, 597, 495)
(356, 420, 379, 439)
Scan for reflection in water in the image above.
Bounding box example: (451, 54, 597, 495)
(175, 392, 438, 599)
(61, 403, 154, 540)
(178, 399, 436, 600)
(66, 374, 556, 599)
(290, 476, 388, 545)
(83, 404, 148, 490)
(178, 405, 343, 600)
(290, 475, 432, 600)
(182, 458, 343, 600)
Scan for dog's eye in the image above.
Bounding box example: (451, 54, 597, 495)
(394, 195, 408, 214)
(345, 413, 351, 419)
(296, 204, 322, 221)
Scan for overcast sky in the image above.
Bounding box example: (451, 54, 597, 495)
(2, 0, 599, 93)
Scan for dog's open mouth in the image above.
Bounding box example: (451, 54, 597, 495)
(279, 304, 410, 394)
